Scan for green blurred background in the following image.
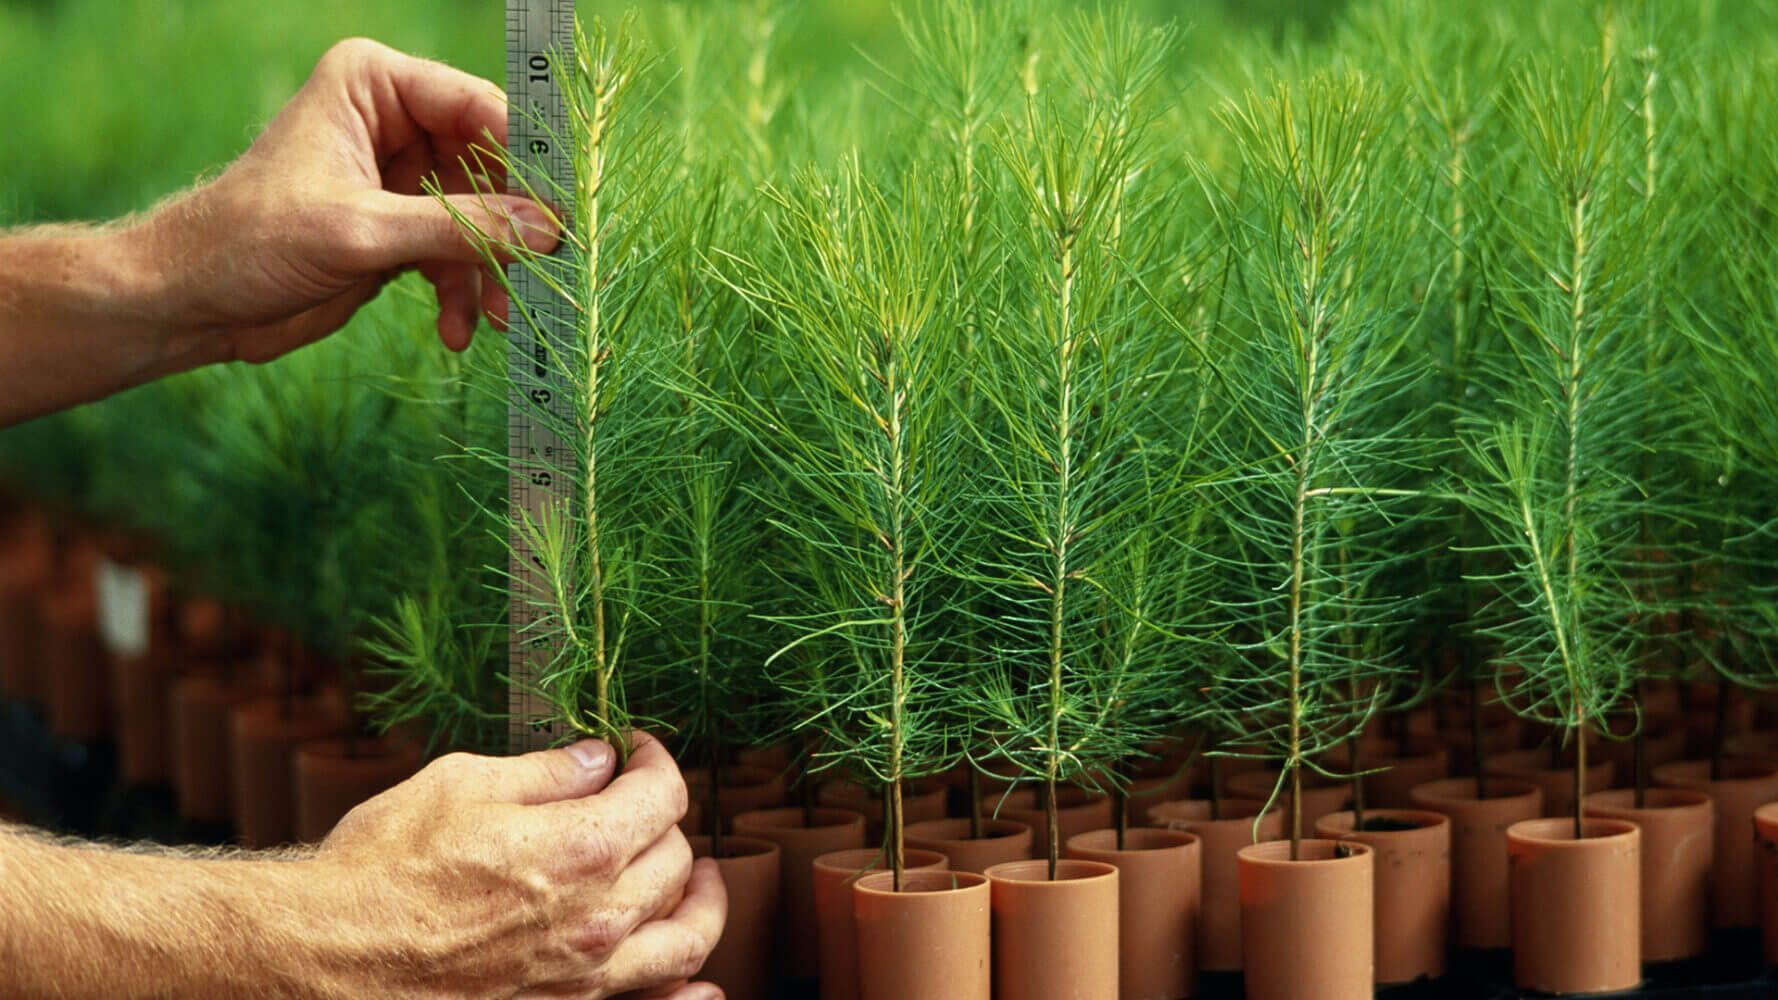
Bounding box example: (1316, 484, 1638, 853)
(0, 0, 1349, 225)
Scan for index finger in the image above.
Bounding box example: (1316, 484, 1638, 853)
(331, 39, 508, 155)
(536, 732, 691, 870)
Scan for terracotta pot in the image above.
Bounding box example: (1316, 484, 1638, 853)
(0, 514, 53, 704)
(1753, 803, 1778, 966)
(229, 697, 337, 848)
(981, 787, 1113, 860)
(736, 742, 797, 774)
(110, 650, 173, 785)
(812, 847, 947, 1000)
(689, 835, 780, 1000)
(903, 817, 1033, 874)
(853, 868, 990, 1000)
(41, 585, 109, 743)
(1225, 768, 1349, 831)
(1726, 728, 1778, 761)
(1204, 746, 1268, 797)
(1237, 839, 1373, 1000)
(820, 778, 948, 838)
(171, 671, 263, 824)
(1680, 699, 1754, 759)
(1653, 757, 1778, 928)
(1313, 809, 1449, 984)
(732, 806, 867, 982)
(1641, 681, 1682, 718)
(986, 859, 1119, 1000)
(1146, 797, 1282, 972)
(1066, 828, 1200, 1000)
(1441, 720, 1526, 777)
(0, 588, 41, 704)
(292, 737, 421, 842)
(1596, 716, 1688, 778)
(1408, 776, 1543, 949)
(1483, 748, 1615, 820)
(1360, 744, 1449, 810)
(683, 764, 790, 834)
(1506, 817, 1641, 994)
(1583, 788, 1713, 962)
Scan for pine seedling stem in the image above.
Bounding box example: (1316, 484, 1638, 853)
(1042, 226, 1078, 881)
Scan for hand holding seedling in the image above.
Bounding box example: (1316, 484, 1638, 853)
(0, 38, 559, 425)
(0, 733, 727, 999)
(318, 732, 726, 998)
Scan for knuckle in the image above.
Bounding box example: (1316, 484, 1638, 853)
(569, 914, 624, 957)
(668, 934, 712, 981)
(579, 829, 620, 876)
(319, 37, 386, 74)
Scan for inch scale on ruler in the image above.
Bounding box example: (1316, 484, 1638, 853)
(505, 0, 576, 755)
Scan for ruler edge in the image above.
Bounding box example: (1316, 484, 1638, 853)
(504, 0, 577, 755)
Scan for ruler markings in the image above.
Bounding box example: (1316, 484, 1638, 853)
(505, 0, 576, 755)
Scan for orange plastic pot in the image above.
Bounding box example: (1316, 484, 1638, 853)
(1506, 818, 1641, 994)
(1237, 839, 1373, 1000)
(811, 847, 946, 1000)
(1654, 757, 1778, 928)
(1360, 744, 1448, 810)
(683, 764, 790, 835)
(1226, 768, 1349, 830)
(41, 583, 109, 743)
(1442, 720, 1526, 777)
(1066, 828, 1200, 1000)
(171, 671, 264, 824)
(853, 869, 990, 1000)
(731, 806, 867, 982)
(689, 835, 780, 1000)
(292, 737, 421, 842)
(1596, 716, 1688, 777)
(1584, 788, 1712, 962)
(110, 648, 173, 786)
(986, 859, 1119, 1000)
(982, 787, 1113, 860)
(229, 697, 337, 848)
(1147, 797, 1281, 972)
(903, 817, 1033, 874)
(1314, 809, 1449, 984)
(1754, 803, 1778, 967)
(1484, 749, 1615, 820)
(1408, 776, 1543, 950)
(820, 779, 948, 838)
(0, 512, 53, 704)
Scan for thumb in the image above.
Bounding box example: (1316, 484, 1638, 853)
(349, 191, 561, 271)
(483, 739, 618, 807)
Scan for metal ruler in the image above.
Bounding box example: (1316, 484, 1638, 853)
(505, 0, 576, 754)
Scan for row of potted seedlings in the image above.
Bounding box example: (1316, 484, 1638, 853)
(4, 1, 1778, 998)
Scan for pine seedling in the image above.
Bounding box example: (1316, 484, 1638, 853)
(1682, 55, 1778, 742)
(1192, 73, 1427, 858)
(709, 159, 967, 890)
(968, 9, 1183, 877)
(1460, 58, 1679, 834)
(362, 289, 509, 756)
(1366, 0, 1511, 793)
(439, 15, 676, 760)
(641, 165, 773, 858)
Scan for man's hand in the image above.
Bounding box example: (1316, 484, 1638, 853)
(0, 38, 559, 424)
(138, 37, 557, 366)
(0, 734, 727, 999)
(317, 733, 727, 999)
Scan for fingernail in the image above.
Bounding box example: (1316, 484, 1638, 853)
(511, 204, 558, 251)
(567, 741, 612, 771)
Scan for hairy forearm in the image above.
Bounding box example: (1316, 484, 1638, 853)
(0, 220, 198, 425)
(0, 823, 401, 999)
